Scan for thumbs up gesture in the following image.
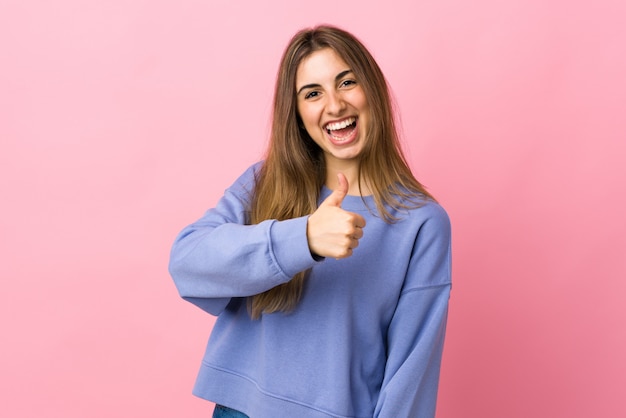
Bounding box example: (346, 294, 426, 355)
(307, 173, 366, 259)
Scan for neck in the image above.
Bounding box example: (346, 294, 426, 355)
(324, 159, 371, 196)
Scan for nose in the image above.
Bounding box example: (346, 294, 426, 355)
(326, 91, 346, 115)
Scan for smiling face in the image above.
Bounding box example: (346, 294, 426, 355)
(295, 48, 370, 169)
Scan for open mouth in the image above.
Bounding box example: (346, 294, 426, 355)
(325, 117, 357, 142)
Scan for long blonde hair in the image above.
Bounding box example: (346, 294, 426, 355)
(248, 25, 434, 319)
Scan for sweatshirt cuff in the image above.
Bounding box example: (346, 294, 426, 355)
(269, 216, 320, 279)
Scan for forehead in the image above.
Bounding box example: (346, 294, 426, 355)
(295, 48, 351, 87)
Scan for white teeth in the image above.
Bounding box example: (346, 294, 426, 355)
(325, 117, 356, 131)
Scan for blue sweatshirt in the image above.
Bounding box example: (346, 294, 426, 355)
(169, 162, 452, 418)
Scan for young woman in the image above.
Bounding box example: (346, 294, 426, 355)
(169, 25, 452, 418)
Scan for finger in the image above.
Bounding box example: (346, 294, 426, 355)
(321, 173, 349, 208)
(336, 172, 348, 194)
(336, 248, 353, 260)
(354, 214, 366, 229)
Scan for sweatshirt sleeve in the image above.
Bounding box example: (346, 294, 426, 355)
(168, 164, 320, 316)
(374, 204, 452, 418)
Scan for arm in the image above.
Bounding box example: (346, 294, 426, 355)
(168, 165, 319, 315)
(374, 205, 452, 418)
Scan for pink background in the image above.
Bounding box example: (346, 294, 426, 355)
(2, 1, 625, 417)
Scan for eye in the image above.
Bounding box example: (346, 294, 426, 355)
(340, 79, 357, 88)
(304, 90, 320, 100)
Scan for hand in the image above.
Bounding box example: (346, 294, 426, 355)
(307, 173, 366, 259)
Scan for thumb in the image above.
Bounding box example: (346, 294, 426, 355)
(322, 173, 349, 207)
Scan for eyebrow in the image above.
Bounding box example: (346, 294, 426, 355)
(296, 69, 354, 96)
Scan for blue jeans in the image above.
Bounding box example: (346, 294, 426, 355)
(213, 404, 249, 418)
